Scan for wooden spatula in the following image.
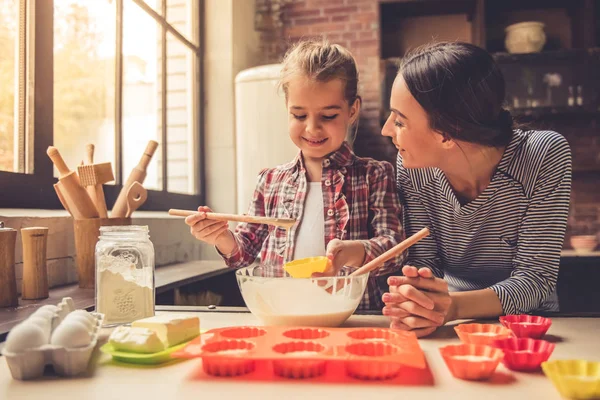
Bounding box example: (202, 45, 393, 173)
(168, 209, 296, 230)
(125, 182, 148, 218)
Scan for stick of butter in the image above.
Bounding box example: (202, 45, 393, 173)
(108, 326, 165, 353)
(132, 314, 200, 348)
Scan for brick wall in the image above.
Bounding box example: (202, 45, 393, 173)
(257, 0, 396, 163)
(255, 0, 600, 247)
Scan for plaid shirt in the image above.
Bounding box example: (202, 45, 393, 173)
(221, 142, 404, 310)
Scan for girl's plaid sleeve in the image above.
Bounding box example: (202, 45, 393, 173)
(219, 169, 271, 268)
(361, 161, 404, 276)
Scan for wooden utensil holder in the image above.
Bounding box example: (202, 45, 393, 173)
(74, 217, 131, 289)
(21, 227, 49, 300)
(0, 227, 18, 307)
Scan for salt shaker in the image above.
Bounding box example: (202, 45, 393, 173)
(0, 222, 18, 307)
(21, 227, 49, 300)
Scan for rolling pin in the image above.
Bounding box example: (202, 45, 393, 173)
(21, 227, 49, 300)
(47, 146, 98, 219)
(111, 140, 158, 218)
(0, 222, 18, 307)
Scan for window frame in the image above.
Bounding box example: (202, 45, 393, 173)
(0, 0, 205, 211)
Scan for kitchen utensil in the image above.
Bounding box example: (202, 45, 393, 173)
(284, 256, 330, 278)
(47, 146, 98, 219)
(491, 337, 555, 372)
(349, 227, 430, 277)
(53, 183, 72, 215)
(0, 222, 18, 307)
(125, 182, 148, 218)
(21, 227, 49, 300)
(439, 343, 503, 381)
(168, 208, 296, 230)
(542, 359, 600, 399)
(173, 326, 426, 382)
(77, 162, 114, 218)
(454, 323, 514, 346)
(236, 265, 367, 327)
(112, 140, 158, 218)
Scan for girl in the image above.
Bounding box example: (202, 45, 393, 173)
(186, 39, 404, 310)
(380, 42, 571, 336)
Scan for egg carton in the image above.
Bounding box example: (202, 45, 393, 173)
(1, 297, 105, 380)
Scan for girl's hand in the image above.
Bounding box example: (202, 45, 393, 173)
(382, 266, 454, 337)
(318, 239, 366, 276)
(185, 206, 233, 248)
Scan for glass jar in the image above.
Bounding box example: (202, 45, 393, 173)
(95, 225, 155, 326)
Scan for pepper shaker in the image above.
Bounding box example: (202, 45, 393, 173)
(21, 227, 49, 300)
(0, 222, 18, 307)
(576, 85, 583, 106)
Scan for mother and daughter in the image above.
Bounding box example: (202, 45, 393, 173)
(186, 38, 571, 337)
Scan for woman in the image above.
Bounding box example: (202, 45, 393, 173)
(380, 42, 572, 337)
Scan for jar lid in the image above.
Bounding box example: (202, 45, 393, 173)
(99, 225, 149, 232)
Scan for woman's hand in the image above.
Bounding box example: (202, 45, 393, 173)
(382, 266, 455, 337)
(185, 206, 236, 253)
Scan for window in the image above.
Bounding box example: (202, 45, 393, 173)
(0, 0, 203, 210)
(0, 0, 19, 173)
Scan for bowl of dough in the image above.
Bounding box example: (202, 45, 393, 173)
(235, 263, 368, 327)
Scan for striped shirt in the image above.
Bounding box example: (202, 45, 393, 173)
(223, 141, 405, 310)
(396, 130, 572, 315)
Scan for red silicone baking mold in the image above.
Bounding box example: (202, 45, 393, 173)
(172, 326, 432, 385)
(499, 315, 552, 339)
(491, 337, 555, 372)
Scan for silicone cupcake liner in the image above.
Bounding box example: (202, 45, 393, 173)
(499, 315, 552, 339)
(454, 323, 513, 346)
(344, 342, 403, 380)
(491, 337, 555, 372)
(272, 341, 327, 379)
(542, 359, 600, 400)
(439, 344, 504, 381)
(172, 326, 427, 383)
(201, 340, 256, 377)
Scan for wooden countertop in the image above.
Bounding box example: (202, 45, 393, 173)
(1, 312, 599, 399)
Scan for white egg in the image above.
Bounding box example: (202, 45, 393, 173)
(32, 308, 56, 320)
(50, 320, 91, 348)
(27, 316, 52, 342)
(39, 305, 59, 313)
(69, 309, 96, 323)
(63, 314, 95, 330)
(5, 323, 46, 353)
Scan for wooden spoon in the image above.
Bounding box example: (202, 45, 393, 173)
(324, 227, 431, 295)
(350, 227, 431, 277)
(125, 182, 148, 218)
(168, 208, 296, 230)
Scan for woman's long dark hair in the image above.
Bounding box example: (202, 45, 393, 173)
(400, 42, 514, 147)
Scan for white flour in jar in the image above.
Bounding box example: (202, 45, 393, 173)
(97, 254, 154, 325)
